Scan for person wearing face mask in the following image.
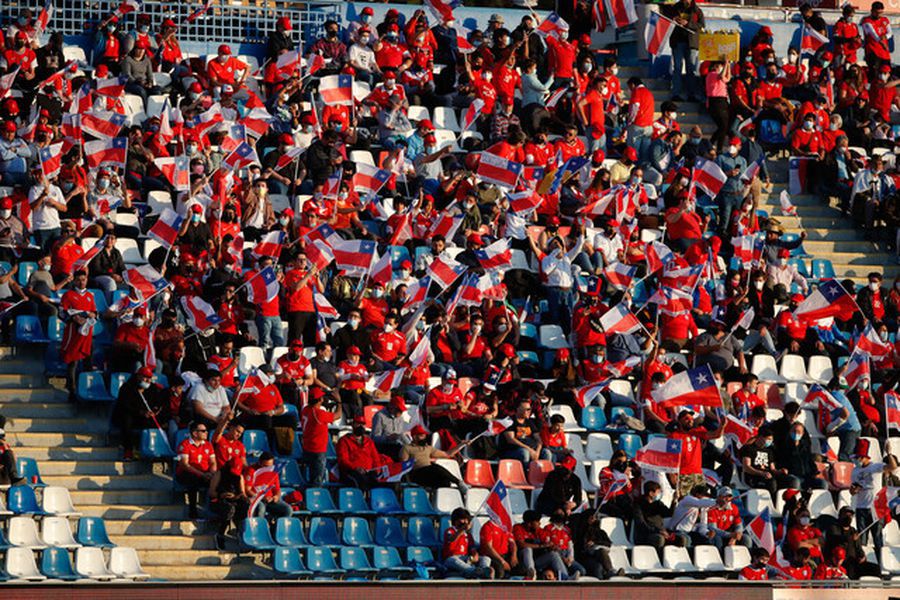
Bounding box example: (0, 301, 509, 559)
(667, 409, 725, 498)
(0, 196, 25, 263)
(634, 481, 683, 549)
(861, 1, 893, 72)
(335, 415, 389, 490)
(714, 136, 748, 235)
(850, 156, 895, 232)
(780, 420, 828, 492)
(112, 366, 169, 460)
(110, 305, 151, 372)
(739, 425, 798, 497)
(705, 487, 749, 550)
(665, 191, 709, 252)
(60, 270, 98, 399)
(545, 31, 577, 90)
(190, 368, 232, 431)
(541, 234, 584, 334)
(786, 509, 825, 565)
(308, 19, 348, 73)
(849, 439, 897, 548)
(93, 18, 122, 73)
(400, 424, 468, 488)
(825, 506, 883, 579)
(206, 44, 248, 94)
(266, 16, 295, 60)
(370, 314, 407, 372)
(348, 26, 379, 84)
(373, 24, 407, 73)
(856, 272, 890, 324)
(425, 371, 465, 433)
(766, 248, 808, 299)
(239, 179, 276, 242)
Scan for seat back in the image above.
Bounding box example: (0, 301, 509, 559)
(275, 517, 308, 547)
(16, 458, 44, 486)
(241, 429, 271, 457)
(342, 516, 374, 546)
(407, 516, 439, 546)
(434, 488, 463, 514)
(8, 486, 42, 514)
(43, 486, 77, 515)
(338, 487, 371, 513)
(140, 429, 175, 459)
(9, 516, 45, 548)
(374, 516, 406, 546)
(724, 545, 751, 570)
(307, 546, 340, 571)
(273, 546, 305, 574)
(373, 545, 403, 569)
(76, 517, 113, 547)
(370, 487, 402, 513)
(465, 459, 496, 488)
(309, 517, 340, 546)
(75, 546, 112, 578)
(617, 433, 642, 458)
(340, 546, 373, 570)
(41, 516, 78, 548)
(497, 459, 531, 488)
(306, 487, 337, 512)
(109, 546, 147, 578)
(585, 433, 613, 461)
(694, 545, 725, 570)
(631, 545, 663, 570)
(403, 488, 436, 513)
(527, 460, 554, 487)
(42, 547, 78, 579)
(663, 545, 694, 570)
(6, 546, 44, 579)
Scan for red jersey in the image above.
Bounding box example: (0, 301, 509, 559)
(479, 521, 512, 555)
(523, 141, 554, 167)
(739, 565, 769, 580)
(442, 526, 474, 559)
(492, 64, 521, 105)
(666, 207, 703, 240)
(426, 386, 463, 419)
(371, 330, 406, 362)
(776, 310, 807, 341)
(861, 15, 892, 61)
(782, 564, 813, 580)
(336, 434, 386, 473)
(52, 241, 85, 278)
(113, 322, 149, 353)
(247, 465, 280, 500)
(338, 360, 368, 391)
(554, 138, 586, 164)
(359, 296, 388, 329)
(669, 428, 705, 475)
(582, 89, 606, 137)
(207, 56, 248, 86)
(215, 435, 246, 466)
(546, 36, 576, 79)
(707, 502, 741, 531)
(276, 354, 312, 384)
(732, 389, 765, 419)
(284, 267, 315, 313)
(60, 289, 96, 364)
(786, 526, 824, 560)
(244, 383, 283, 413)
(539, 523, 573, 551)
(177, 438, 215, 474)
(629, 85, 655, 127)
(300, 405, 335, 453)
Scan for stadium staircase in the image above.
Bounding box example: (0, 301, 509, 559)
(0, 64, 895, 582)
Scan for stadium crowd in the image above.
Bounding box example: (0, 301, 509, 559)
(3, 0, 900, 582)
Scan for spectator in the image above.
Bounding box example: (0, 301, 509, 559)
(634, 481, 679, 548)
(825, 506, 883, 579)
(335, 416, 388, 490)
(190, 368, 232, 431)
(706, 486, 747, 550)
(300, 387, 340, 486)
(513, 510, 568, 580)
(786, 508, 824, 563)
(246, 452, 292, 523)
(669, 409, 724, 497)
(667, 485, 717, 547)
(850, 439, 896, 547)
(112, 366, 168, 460)
(500, 399, 543, 465)
(479, 517, 520, 579)
(0, 425, 23, 486)
(372, 395, 410, 459)
(442, 508, 492, 579)
(739, 547, 776, 580)
(536, 455, 582, 516)
(540, 509, 585, 579)
(664, 0, 704, 102)
(740, 425, 799, 497)
(208, 456, 249, 551)
(175, 421, 217, 520)
(121, 39, 161, 106)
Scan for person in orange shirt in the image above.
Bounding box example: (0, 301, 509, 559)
(577, 77, 606, 152)
(283, 252, 324, 345)
(206, 44, 248, 94)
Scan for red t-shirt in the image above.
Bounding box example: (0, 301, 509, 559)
(177, 438, 215, 474)
(215, 436, 246, 466)
(207, 56, 248, 86)
(740, 565, 769, 580)
(371, 330, 406, 362)
(284, 268, 315, 313)
(442, 526, 473, 559)
(707, 502, 741, 530)
(244, 383, 283, 413)
(479, 521, 512, 555)
(786, 526, 823, 560)
(666, 207, 703, 241)
(539, 524, 572, 551)
(546, 37, 576, 79)
(300, 405, 335, 453)
(630, 85, 655, 127)
(338, 360, 368, 391)
(669, 428, 705, 474)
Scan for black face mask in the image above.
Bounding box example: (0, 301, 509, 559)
(352, 426, 366, 437)
(327, 30, 338, 38)
(839, 516, 852, 527)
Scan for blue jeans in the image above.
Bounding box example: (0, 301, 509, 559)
(35, 228, 60, 253)
(254, 499, 292, 520)
(628, 125, 654, 165)
(257, 315, 285, 352)
(519, 548, 567, 579)
(672, 43, 699, 98)
(546, 287, 575, 334)
(304, 451, 328, 487)
(718, 192, 742, 234)
(443, 555, 491, 579)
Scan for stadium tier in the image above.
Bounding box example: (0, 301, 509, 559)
(2, 0, 900, 588)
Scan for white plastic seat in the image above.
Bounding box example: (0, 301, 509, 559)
(116, 238, 146, 265)
(724, 545, 751, 571)
(882, 546, 900, 574)
(565, 434, 586, 462)
(538, 324, 568, 349)
(269, 346, 289, 368)
(785, 382, 809, 405)
(152, 72, 172, 89)
(631, 545, 670, 572)
(432, 129, 460, 152)
(145, 94, 169, 118)
(779, 354, 809, 383)
(861, 436, 882, 461)
(663, 546, 697, 571)
(407, 105, 430, 123)
(549, 405, 584, 432)
(42, 516, 81, 549)
(600, 517, 631, 548)
(465, 487, 489, 515)
(113, 212, 139, 231)
(884, 521, 900, 546)
(434, 458, 463, 484)
(122, 93, 145, 116)
(75, 546, 116, 581)
(662, 352, 689, 369)
(63, 46, 87, 64)
(9, 516, 48, 549)
(744, 489, 775, 516)
(433, 106, 461, 132)
(5, 547, 46, 581)
(694, 545, 726, 571)
(751, 354, 785, 383)
(350, 150, 375, 167)
(585, 433, 614, 461)
(147, 190, 173, 215)
(238, 346, 266, 376)
(798, 408, 822, 438)
(42, 486, 82, 517)
(805, 489, 838, 518)
(435, 487, 464, 514)
(352, 81, 371, 103)
(589, 460, 609, 489)
(81, 237, 99, 251)
(640, 228, 663, 243)
(108, 546, 150, 580)
(608, 379, 635, 403)
(807, 355, 834, 385)
(508, 488, 528, 517)
(608, 546, 638, 574)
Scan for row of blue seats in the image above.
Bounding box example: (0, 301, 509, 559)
(270, 543, 436, 580)
(0, 516, 115, 549)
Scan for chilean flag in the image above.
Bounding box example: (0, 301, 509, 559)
(604, 0, 638, 28)
(537, 12, 570, 38)
(314, 291, 340, 319)
(246, 266, 279, 304)
(115, 0, 143, 16)
(306, 239, 335, 272)
(0, 68, 20, 100)
(598, 303, 642, 335)
(148, 208, 183, 248)
(575, 381, 611, 407)
(546, 87, 568, 110)
(789, 157, 811, 195)
(181, 295, 224, 332)
(73, 236, 107, 271)
(352, 163, 391, 198)
(37, 0, 53, 34)
(154, 156, 190, 192)
(455, 26, 475, 54)
(644, 12, 675, 56)
(477, 152, 523, 189)
(603, 262, 636, 291)
(82, 110, 128, 139)
(424, 0, 461, 22)
(84, 137, 127, 169)
(652, 365, 722, 408)
(403, 276, 431, 311)
(724, 414, 756, 446)
(319, 74, 353, 106)
(276, 50, 302, 76)
(408, 333, 432, 368)
(780, 190, 798, 217)
(803, 383, 844, 411)
(123, 265, 168, 301)
(187, 104, 224, 143)
(428, 212, 464, 241)
(474, 238, 512, 271)
(222, 141, 260, 170)
(304, 223, 342, 249)
(373, 459, 415, 483)
(580, 188, 617, 216)
(373, 368, 406, 395)
(661, 263, 702, 292)
(691, 157, 728, 198)
(462, 98, 485, 132)
(368, 251, 392, 287)
(856, 323, 892, 359)
(484, 480, 514, 532)
(793, 279, 857, 322)
(508, 190, 543, 215)
(635, 437, 682, 473)
(39, 142, 64, 179)
(95, 76, 126, 98)
(801, 24, 829, 56)
(276, 146, 307, 170)
(427, 255, 467, 289)
(741, 155, 765, 184)
(241, 108, 274, 139)
(645, 240, 674, 273)
(874, 487, 900, 524)
(887, 391, 900, 434)
(333, 239, 376, 275)
(747, 507, 775, 554)
(252, 231, 285, 259)
(185, 0, 214, 22)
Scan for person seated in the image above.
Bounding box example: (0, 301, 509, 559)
(208, 457, 249, 551)
(667, 485, 717, 547)
(245, 452, 292, 524)
(633, 481, 680, 548)
(111, 366, 169, 461)
(335, 416, 388, 490)
(479, 517, 520, 580)
(513, 510, 568, 580)
(399, 424, 467, 490)
(536, 456, 582, 516)
(786, 508, 824, 564)
(175, 421, 217, 520)
(442, 508, 492, 579)
(0, 423, 23, 486)
(706, 486, 748, 550)
(739, 547, 777, 580)
(234, 365, 299, 454)
(740, 425, 800, 497)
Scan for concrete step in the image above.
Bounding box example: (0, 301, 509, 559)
(758, 192, 819, 206)
(4, 417, 107, 434)
(0, 402, 79, 418)
(776, 215, 860, 229)
(69, 489, 175, 506)
(0, 373, 45, 387)
(104, 519, 197, 536)
(12, 446, 123, 461)
(802, 240, 881, 253)
(111, 534, 216, 551)
(79, 504, 190, 520)
(42, 474, 173, 491)
(20, 459, 149, 476)
(832, 263, 900, 279)
(805, 250, 893, 263)
(0, 388, 70, 402)
(0, 358, 51, 374)
(137, 549, 255, 567)
(794, 229, 865, 242)
(143, 562, 271, 580)
(5, 431, 108, 448)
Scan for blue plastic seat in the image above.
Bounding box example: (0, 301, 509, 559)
(305, 488, 340, 515)
(788, 258, 810, 279)
(519, 323, 537, 340)
(403, 488, 439, 515)
(17, 261, 37, 287)
(373, 545, 414, 577)
(109, 372, 130, 399)
(76, 517, 114, 548)
(46, 315, 64, 343)
(277, 459, 305, 488)
(87, 289, 109, 314)
(617, 433, 642, 459)
(342, 516, 375, 547)
(811, 259, 835, 280)
(406, 516, 440, 548)
(139, 429, 175, 460)
(0, 528, 11, 550)
(16, 457, 46, 487)
(307, 546, 346, 576)
(77, 372, 114, 402)
(275, 517, 310, 548)
(581, 406, 607, 431)
(407, 545, 438, 566)
(15, 315, 49, 344)
(273, 546, 312, 578)
(241, 517, 278, 551)
(8, 485, 47, 515)
(308, 517, 342, 547)
(44, 345, 66, 377)
(90, 318, 112, 345)
(41, 547, 80, 581)
(374, 517, 407, 548)
(516, 350, 539, 366)
(607, 406, 635, 428)
(241, 430, 271, 457)
(388, 245, 411, 271)
(438, 516, 452, 539)
(151, 373, 168, 388)
(340, 546, 377, 576)
(370, 488, 407, 515)
(337, 487, 374, 516)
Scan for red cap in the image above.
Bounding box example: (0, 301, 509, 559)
(362, 6, 374, 15)
(15, 31, 27, 41)
(607, 219, 620, 227)
(832, 546, 846, 560)
(623, 147, 637, 162)
(277, 16, 292, 31)
(467, 233, 484, 246)
(729, 136, 741, 146)
(290, 338, 303, 348)
(301, 113, 316, 125)
(791, 293, 805, 303)
(0, 197, 13, 209)
(499, 343, 516, 359)
(547, 215, 560, 226)
(390, 395, 407, 411)
(352, 415, 367, 425)
(881, 64, 892, 73)
(556, 348, 570, 361)
(400, 260, 412, 269)
(853, 438, 871, 458)
(189, 81, 203, 93)
(162, 18, 177, 28)
(579, 33, 591, 45)
(592, 149, 605, 164)
(821, 50, 833, 60)
(282, 207, 295, 217)
(39, 109, 50, 118)
(387, 8, 400, 18)
(2, 98, 18, 115)
(759, 26, 773, 35)
(135, 38, 150, 50)
(98, 168, 110, 177)
(3, 121, 16, 133)
(778, 248, 790, 259)
(280, 133, 294, 145)
(137, 366, 154, 378)
(423, 133, 437, 145)
(387, 23, 400, 32)
(783, 488, 800, 502)
(134, 307, 147, 317)
(347, 345, 361, 356)
(560, 455, 578, 471)
(410, 424, 429, 437)
(419, 119, 435, 131)
(309, 387, 326, 401)
(342, 65, 356, 76)
(191, 204, 203, 213)
(95, 64, 109, 78)
(218, 44, 231, 55)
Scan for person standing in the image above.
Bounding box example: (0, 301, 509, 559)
(664, 0, 704, 102)
(300, 387, 341, 486)
(60, 270, 97, 401)
(705, 61, 731, 152)
(850, 439, 896, 548)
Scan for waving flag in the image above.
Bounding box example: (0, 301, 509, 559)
(536, 12, 570, 38)
(645, 240, 674, 273)
(84, 137, 127, 169)
(484, 480, 514, 532)
(462, 98, 485, 132)
(373, 459, 415, 483)
(887, 391, 900, 434)
(185, 0, 214, 22)
(37, 0, 54, 34)
(793, 279, 857, 322)
(368, 251, 393, 287)
(427, 255, 467, 289)
(545, 86, 568, 110)
(747, 507, 775, 554)
(319, 74, 353, 106)
(654, 285, 694, 316)
(856, 323, 892, 359)
(154, 156, 190, 192)
(474, 238, 512, 271)
(352, 163, 391, 198)
(275, 49, 302, 76)
(252, 231, 285, 259)
(275, 146, 307, 170)
(373, 368, 406, 395)
(652, 365, 722, 408)
(779, 190, 797, 217)
(403, 276, 431, 311)
(241, 107, 274, 139)
(322, 167, 343, 200)
(246, 266, 279, 304)
(661, 263, 702, 292)
(0, 68, 20, 100)
(803, 383, 844, 412)
(73, 236, 107, 271)
(333, 239, 376, 275)
(724, 414, 756, 446)
(95, 76, 126, 97)
(428, 212, 464, 241)
(188, 104, 224, 142)
(580, 188, 617, 216)
(148, 208, 183, 248)
(123, 265, 168, 301)
(181, 295, 224, 332)
(304, 223, 342, 249)
(477, 152, 523, 188)
(115, 0, 143, 16)
(635, 437, 682, 473)
(424, 0, 461, 22)
(82, 110, 128, 139)
(644, 12, 675, 56)
(604, 0, 638, 28)
(874, 487, 900, 524)
(691, 157, 728, 198)
(801, 24, 829, 56)
(575, 381, 611, 407)
(408, 332, 432, 368)
(741, 155, 765, 183)
(789, 157, 811, 195)
(313, 291, 340, 320)
(844, 350, 869, 389)
(39, 142, 64, 179)
(455, 25, 475, 53)
(508, 190, 543, 215)
(222, 141, 260, 170)
(598, 303, 642, 335)
(603, 262, 637, 291)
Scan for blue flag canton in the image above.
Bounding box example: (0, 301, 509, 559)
(687, 366, 713, 390)
(665, 439, 682, 454)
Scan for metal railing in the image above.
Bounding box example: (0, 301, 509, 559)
(4, 0, 342, 47)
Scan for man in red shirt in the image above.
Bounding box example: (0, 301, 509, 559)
(207, 339, 239, 390)
(426, 371, 464, 433)
(246, 452, 292, 522)
(212, 420, 246, 467)
(338, 346, 371, 420)
(577, 77, 606, 152)
(300, 387, 340, 486)
(732, 373, 766, 421)
(176, 421, 217, 519)
(861, 1, 893, 70)
(206, 44, 248, 93)
(284, 253, 324, 345)
(545, 33, 576, 87)
(554, 125, 586, 164)
(60, 270, 97, 400)
(669, 409, 724, 497)
(626, 77, 656, 163)
(491, 54, 521, 106)
(235, 366, 299, 439)
(665, 192, 708, 253)
(335, 416, 388, 490)
(706, 486, 746, 550)
(791, 114, 823, 157)
(442, 508, 492, 578)
(370, 314, 406, 371)
(275, 339, 315, 408)
(739, 548, 773, 580)
(110, 306, 150, 373)
(480, 518, 519, 579)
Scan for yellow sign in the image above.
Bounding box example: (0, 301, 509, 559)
(698, 31, 741, 62)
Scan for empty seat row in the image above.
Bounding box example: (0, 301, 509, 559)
(3, 545, 147, 581)
(751, 354, 834, 385)
(1, 516, 114, 549)
(2, 486, 80, 517)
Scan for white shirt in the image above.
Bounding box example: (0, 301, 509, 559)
(189, 383, 230, 420)
(349, 43, 377, 72)
(29, 183, 64, 231)
(851, 461, 885, 510)
(667, 495, 717, 533)
(540, 237, 584, 289)
(592, 232, 623, 266)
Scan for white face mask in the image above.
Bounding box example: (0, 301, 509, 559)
(360, 36, 370, 45)
(401, 270, 410, 279)
(497, 324, 508, 333)
(446, 20, 455, 27)
(348, 317, 360, 329)
(133, 318, 145, 327)
(754, 280, 764, 291)
(279, 216, 290, 226)
(384, 324, 395, 333)
(666, 112, 676, 120)
(610, 66, 618, 75)
(871, 282, 880, 291)
(788, 53, 798, 64)
(483, 72, 493, 82)
(139, 381, 151, 389)
(728, 145, 738, 155)
(0, 209, 10, 219)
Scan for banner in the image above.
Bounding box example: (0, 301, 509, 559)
(698, 31, 741, 62)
